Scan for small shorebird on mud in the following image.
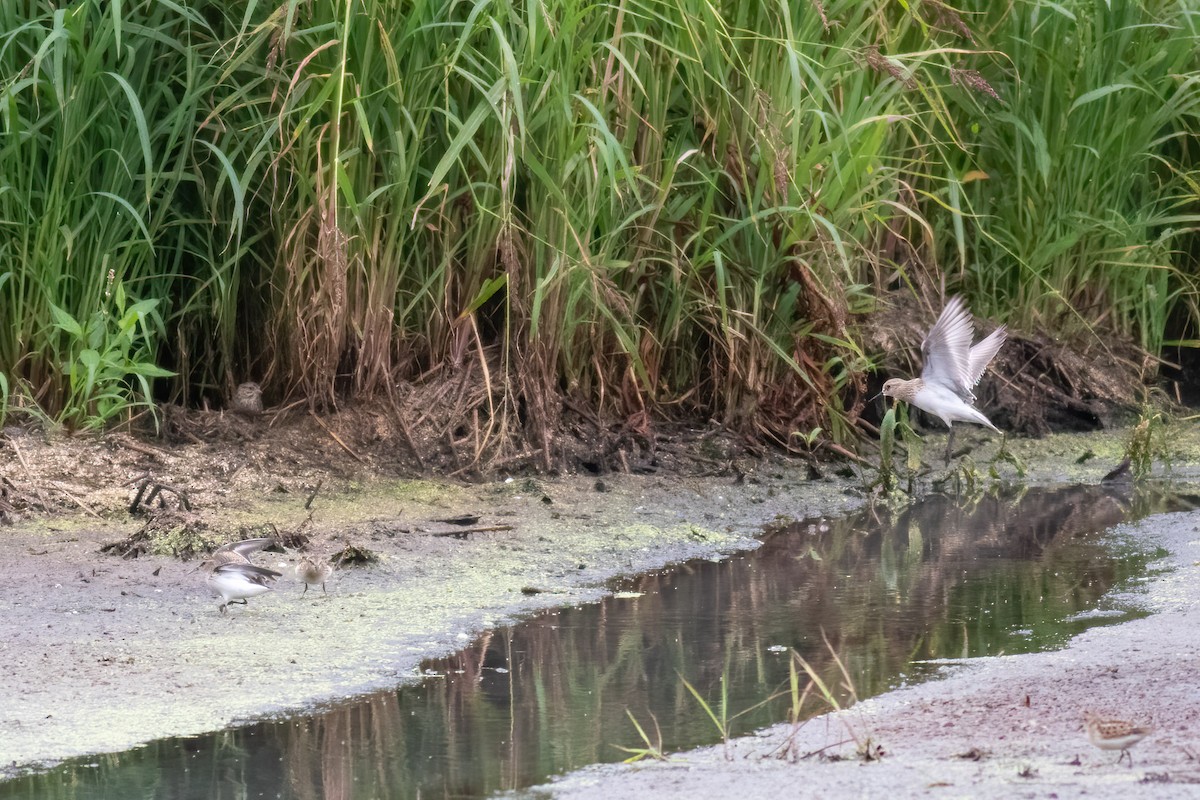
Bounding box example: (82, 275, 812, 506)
(297, 555, 333, 595)
(880, 296, 1007, 464)
(1084, 710, 1154, 766)
(230, 381, 263, 416)
(207, 562, 282, 614)
(198, 537, 281, 613)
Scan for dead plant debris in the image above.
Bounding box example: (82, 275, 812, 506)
(857, 738, 886, 762)
(252, 518, 311, 551)
(128, 475, 193, 514)
(331, 544, 378, 567)
(101, 510, 209, 560)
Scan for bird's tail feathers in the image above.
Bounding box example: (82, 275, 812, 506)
(972, 408, 1001, 432)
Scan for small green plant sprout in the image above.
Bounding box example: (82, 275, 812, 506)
(772, 647, 818, 762)
(0, 371, 8, 428)
(900, 404, 922, 490)
(785, 632, 879, 760)
(876, 406, 899, 495)
(791, 649, 849, 715)
(48, 275, 174, 431)
(946, 457, 979, 500)
(989, 434, 1027, 479)
(615, 709, 667, 763)
(874, 404, 919, 498)
(1125, 408, 1166, 481)
(680, 674, 732, 760)
(677, 670, 788, 762)
(791, 427, 823, 449)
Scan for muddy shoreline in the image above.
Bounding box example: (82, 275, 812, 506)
(1, 427, 1198, 787)
(535, 506, 1200, 798)
(0, 462, 855, 777)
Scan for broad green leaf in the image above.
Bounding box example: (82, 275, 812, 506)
(79, 348, 101, 395)
(49, 305, 84, 340)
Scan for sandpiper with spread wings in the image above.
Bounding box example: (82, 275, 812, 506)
(207, 562, 282, 614)
(199, 537, 282, 614)
(880, 296, 1007, 463)
(201, 537, 274, 570)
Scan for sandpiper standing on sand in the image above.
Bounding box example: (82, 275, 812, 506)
(1084, 711, 1154, 766)
(880, 295, 1007, 463)
(297, 555, 333, 594)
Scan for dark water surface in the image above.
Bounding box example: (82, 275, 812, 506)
(5, 484, 1195, 800)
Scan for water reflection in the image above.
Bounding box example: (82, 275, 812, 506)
(6, 483, 1195, 800)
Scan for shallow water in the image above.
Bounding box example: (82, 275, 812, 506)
(4, 483, 1194, 800)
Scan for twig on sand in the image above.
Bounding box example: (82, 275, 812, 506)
(818, 439, 871, 466)
(304, 479, 324, 510)
(50, 481, 102, 519)
(800, 737, 858, 760)
(114, 434, 170, 463)
(6, 437, 49, 512)
(430, 525, 514, 539)
(309, 411, 365, 463)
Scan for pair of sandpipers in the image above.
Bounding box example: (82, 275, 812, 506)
(880, 295, 1008, 463)
(200, 538, 333, 614)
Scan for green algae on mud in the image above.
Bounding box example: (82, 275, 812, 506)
(0, 470, 793, 779)
(892, 423, 1200, 488)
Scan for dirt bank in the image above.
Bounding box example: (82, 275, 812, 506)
(1, 424, 1197, 783)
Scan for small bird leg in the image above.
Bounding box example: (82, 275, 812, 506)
(321, 583, 327, 594)
(943, 428, 956, 466)
(302, 583, 309, 595)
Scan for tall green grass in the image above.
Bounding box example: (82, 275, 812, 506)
(204, 0, 956, 448)
(0, 2, 188, 425)
(1, 0, 1197, 451)
(0, 1, 261, 421)
(946, 0, 1200, 352)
